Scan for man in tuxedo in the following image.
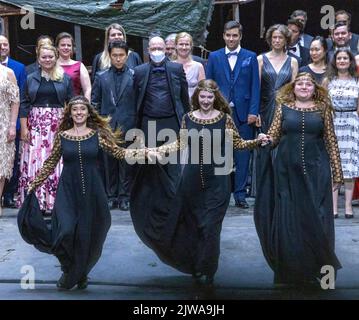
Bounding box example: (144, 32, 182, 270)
(327, 10, 359, 54)
(290, 9, 313, 49)
(327, 22, 358, 62)
(92, 40, 136, 211)
(287, 19, 310, 67)
(206, 20, 260, 209)
(0, 35, 27, 208)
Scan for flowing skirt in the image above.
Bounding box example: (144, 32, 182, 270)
(17, 107, 63, 211)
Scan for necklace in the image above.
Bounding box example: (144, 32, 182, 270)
(41, 71, 51, 81)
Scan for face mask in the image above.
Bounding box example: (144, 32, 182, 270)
(150, 50, 165, 63)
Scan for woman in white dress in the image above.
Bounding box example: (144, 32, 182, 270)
(0, 65, 19, 216)
(323, 48, 359, 218)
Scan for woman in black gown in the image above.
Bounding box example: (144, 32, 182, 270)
(254, 72, 343, 286)
(18, 96, 154, 290)
(130, 80, 265, 286)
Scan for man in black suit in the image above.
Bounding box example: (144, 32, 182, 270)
(92, 40, 136, 211)
(287, 19, 310, 67)
(134, 36, 189, 186)
(327, 22, 358, 62)
(327, 10, 359, 54)
(134, 36, 189, 144)
(290, 9, 313, 49)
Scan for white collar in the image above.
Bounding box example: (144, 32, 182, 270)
(1, 57, 9, 65)
(225, 46, 241, 54)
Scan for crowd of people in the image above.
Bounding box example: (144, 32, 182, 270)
(0, 8, 358, 290)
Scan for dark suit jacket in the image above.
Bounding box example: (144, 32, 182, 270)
(26, 61, 40, 75)
(133, 61, 190, 127)
(7, 58, 27, 94)
(206, 48, 260, 123)
(301, 33, 314, 49)
(20, 70, 73, 118)
(91, 50, 143, 83)
(7, 58, 27, 128)
(327, 33, 359, 53)
(288, 45, 310, 67)
(91, 66, 136, 132)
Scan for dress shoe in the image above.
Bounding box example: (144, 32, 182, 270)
(235, 200, 249, 209)
(345, 213, 354, 219)
(2, 198, 17, 209)
(334, 214, 339, 219)
(119, 200, 130, 211)
(77, 276, 88, 290)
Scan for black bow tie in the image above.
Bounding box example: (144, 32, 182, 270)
(288, 46, 297, 52)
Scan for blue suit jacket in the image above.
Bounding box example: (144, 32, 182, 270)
(206, 48, 260, 123)
(7, 58, 27, 129)
(7, 58, 27, 94)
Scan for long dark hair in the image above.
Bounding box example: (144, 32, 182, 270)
(58, 96, 123, 145)
(191, 79, 231, 114)
(325, 48, 358, 81)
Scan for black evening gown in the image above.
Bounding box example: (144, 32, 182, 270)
(18, 131, 111, 289)
(131, 112, 258, 277)
(254, 105, 342, 284)
(260, 54, 292, 132)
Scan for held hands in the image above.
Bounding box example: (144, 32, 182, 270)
(257, 133, 271, 146)
(21, 127, 30, 143)
(145, 148, 163, 162)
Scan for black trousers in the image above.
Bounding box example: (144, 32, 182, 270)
(101, 151, 132, 202)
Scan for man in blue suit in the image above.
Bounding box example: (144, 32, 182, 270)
(0, 35, 27, 208)
(206, 20, 260, 209)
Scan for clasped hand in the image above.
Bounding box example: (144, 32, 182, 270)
(257, 133, 271, 146)
(145, 148, 163, 162)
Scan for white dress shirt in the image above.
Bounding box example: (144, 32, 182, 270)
(225, 46, 241, 71)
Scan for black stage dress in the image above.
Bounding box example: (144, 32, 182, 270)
(254, 104, 343, 284)
(131, 112, 259, 277)
(18, 130, 144, 289)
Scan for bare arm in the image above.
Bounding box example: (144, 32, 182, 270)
(80, 62, 92, 101)
(257, 54, 263, 82)
(6, 69, 19, 142)
(198, 62, 205, 82)
(291, 57, 299, 81)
